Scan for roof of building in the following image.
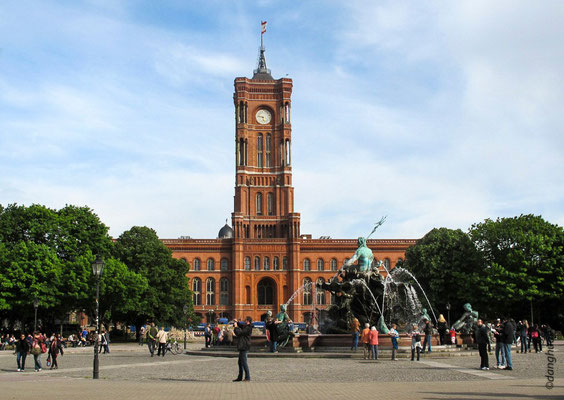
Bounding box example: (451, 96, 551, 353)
(218, 222, 234, 239)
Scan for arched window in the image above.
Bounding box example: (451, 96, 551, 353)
(273, 256, 279, 270)
(317, 258, 324, 271)
(257, 133, 263, 167)
(256, 193, 263, 215)
(316, 278, 326, 304)
(283, 257, 288, 270)
(304, 258, 311, 271)
(193, 258, 201, 271)
(264, 256, 270, 270)
(206, 278, 215, 305)
(244, 256, 251, 271)
(303, 278, 312, 305)
(384, 258, 391, 269)
(207, 258, 215, 271)
(254, 256, 260, 271)
(267, 193, 274, 216)
(220, 258, 228, 271)
(192, 278, 201, 306)
(330, 258, 337, 271)
(220, 278, 229, 305)
(257, 278, 275, 305)
(265, 134, 271, 167)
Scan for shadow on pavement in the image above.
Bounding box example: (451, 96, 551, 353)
(423, 392, 561, 400)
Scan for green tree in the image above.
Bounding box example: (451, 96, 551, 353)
(0, 203, 146, 331)
(0, 241, 63, 323)
(470, 215, 564, 327)
(113, 226, 195, 333)
(403, 227, 487, 320)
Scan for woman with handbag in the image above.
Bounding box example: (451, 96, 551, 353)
(48, 335, 64, 369)
(31, 332, 43, 372)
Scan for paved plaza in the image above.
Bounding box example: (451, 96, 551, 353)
(0, 341, 562, 399)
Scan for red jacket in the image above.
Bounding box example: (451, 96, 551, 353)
(369, 329, 379, 345)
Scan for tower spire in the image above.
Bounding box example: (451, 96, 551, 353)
(253, 21, 273, 80)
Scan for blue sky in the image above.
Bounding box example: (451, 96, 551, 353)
(1, 0, 563, 239)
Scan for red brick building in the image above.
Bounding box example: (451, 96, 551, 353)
(164, 45, 415, 323)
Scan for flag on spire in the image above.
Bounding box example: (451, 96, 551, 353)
(261, 21, 267, 34)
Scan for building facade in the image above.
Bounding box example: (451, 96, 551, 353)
(164, 46, 415, 323)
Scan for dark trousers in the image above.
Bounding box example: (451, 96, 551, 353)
(478, 343, 489, 368)
(237, 350, 250, 380)
(17, 352, 27, 370)
(50, 353, 58, 369)
(158, 342, 166, 356)
(205, 335, 211, 348)
(533, 337, 542, 352)
(439, 332, 446, 345)
(148, 340, 156, 355)
(411, 347, 420, 361)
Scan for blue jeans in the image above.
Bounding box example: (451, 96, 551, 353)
(495, 342, 505, 366)
(351, 332, 359, 351)
(520, 335, 528, 352)
(17, 352, 27, 370)
(370, 344, 379, 359)
(237, 350, 250, 380)
(503, 343, 513, 368)
(270, 340, 277, 353)
(422, 334, 432, 352)
(33, 353, 42, 370)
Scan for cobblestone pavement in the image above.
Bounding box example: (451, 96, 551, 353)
(0, 341, 561, 399)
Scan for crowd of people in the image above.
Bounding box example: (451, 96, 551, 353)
(1, 327, 113, 372)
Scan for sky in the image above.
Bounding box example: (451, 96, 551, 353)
(1, 0, 563, 240)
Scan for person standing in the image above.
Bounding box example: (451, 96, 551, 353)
(541, 324, 552, 347)
(265, 314, 278, 353)
(15, 333, 30, 372)
(502, 318, 514, 370)
(475, 319, 490, 370)
(31, 332, 43, 372)
(369, 326, 379, 360)
(48, 335, 64, 370)
(530, 324, 542, 353)
(103, 330, 110, 354)
(493, 319, 505, 368)
(361, 323, 371, 360)
(422, 319, 433, 354)
(147, 323, 158, 357)
(204, 324, 212, 348)
(139, 325, 146, 346)
(410, 324, 422, 361)
(233, 316, 252, 382)
(351, 318, 360, 352)
(156, 326, 167, 357)
(518, 320, 529, 353)
(437, 314, 448, 345)
(388, 324, 399, 361)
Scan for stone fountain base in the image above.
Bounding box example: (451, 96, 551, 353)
(236, 333, 469, 352)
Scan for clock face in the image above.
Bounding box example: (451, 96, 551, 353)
(256, 109, 272, 124)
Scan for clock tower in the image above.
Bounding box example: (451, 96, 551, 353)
(231, 43, 300, 240)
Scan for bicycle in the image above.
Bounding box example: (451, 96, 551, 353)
(166, 339, 181, 355)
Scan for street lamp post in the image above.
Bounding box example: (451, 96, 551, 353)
(183, 305, 189, 350)
(33, 298, 39, 332)
(91, 256, 105, 380)
(446, 302, 451, 328)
